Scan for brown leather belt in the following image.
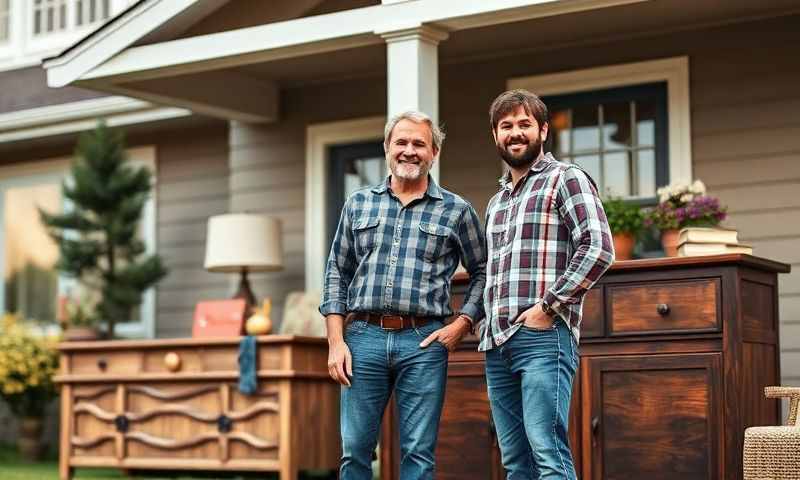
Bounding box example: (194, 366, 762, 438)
(347, 312, 434, 330)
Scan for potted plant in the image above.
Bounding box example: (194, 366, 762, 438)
(60, 294, 100, 341)
(645, 180, 727, 256)
(603, 197, 645, 261)
(0, 314, 59, 461)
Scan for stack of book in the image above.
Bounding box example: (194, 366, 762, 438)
(677, 227, 753, 256)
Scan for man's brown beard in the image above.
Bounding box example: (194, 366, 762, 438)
(497, 136, 543, 169)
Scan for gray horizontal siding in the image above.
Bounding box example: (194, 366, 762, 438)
(155, 126, 230, 338)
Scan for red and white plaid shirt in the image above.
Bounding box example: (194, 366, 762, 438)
(480, 153, 614, 351)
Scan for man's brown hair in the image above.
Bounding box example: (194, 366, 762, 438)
(489, 89, 549, 137)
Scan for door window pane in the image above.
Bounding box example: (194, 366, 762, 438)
(343, 156, 385, 198)
(3, 183, 61, 326)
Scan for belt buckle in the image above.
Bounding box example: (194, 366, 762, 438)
(380, 314, 404, 330)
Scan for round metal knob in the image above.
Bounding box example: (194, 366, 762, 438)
(164, 352, 182, 372)
(656, 304, 671, 316)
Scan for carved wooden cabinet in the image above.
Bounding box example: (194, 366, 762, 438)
(56, 336, 339, 480)
(381, 254, 790, 480)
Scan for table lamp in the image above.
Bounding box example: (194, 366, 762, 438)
(204, 213, 284, 309)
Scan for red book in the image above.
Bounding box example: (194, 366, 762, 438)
(192, 299, 248, 337)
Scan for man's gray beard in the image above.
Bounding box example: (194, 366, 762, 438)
(497, 139, 543, 169)
(388, 157, 431, 181)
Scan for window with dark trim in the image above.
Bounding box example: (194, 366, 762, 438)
(326, 141, 385, 248)
(544, 82, 669, 201)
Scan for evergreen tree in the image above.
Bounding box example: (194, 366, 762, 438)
(40, 122, 167, 338)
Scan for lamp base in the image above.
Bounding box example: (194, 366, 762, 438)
(234, 269, 257, 312)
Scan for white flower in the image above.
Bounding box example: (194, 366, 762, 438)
(691, 179, 706, 195)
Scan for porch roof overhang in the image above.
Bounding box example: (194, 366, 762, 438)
(42, 0, 647, 123)
(42, 0, 800, 124)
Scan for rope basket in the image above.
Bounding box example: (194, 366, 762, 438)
(743, 386, 800, 480)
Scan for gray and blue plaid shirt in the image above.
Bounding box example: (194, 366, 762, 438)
(320, 176, 486, 325)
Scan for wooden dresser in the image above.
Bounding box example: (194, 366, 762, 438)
(381, 254, 790, 480)
(56, 336, 339, 480)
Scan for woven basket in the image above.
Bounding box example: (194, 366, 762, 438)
(743, 386, 800, 480)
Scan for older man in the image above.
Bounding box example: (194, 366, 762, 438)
(320, 111, 486, 480)
(483, 90, 614, 479)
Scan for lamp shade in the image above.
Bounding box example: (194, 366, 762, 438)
(204, 214, 284, 273)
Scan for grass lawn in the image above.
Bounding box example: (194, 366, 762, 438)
(1, 445, 124, 480)
(1, 445, 334, 479)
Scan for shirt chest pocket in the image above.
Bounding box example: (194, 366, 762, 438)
(353, 216, 381, 255)
(418, 222, 452, 261)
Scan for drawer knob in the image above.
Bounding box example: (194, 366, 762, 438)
(97, 358, 108, 371)
(164, 352, 182, 372)
(657, 303, 671, 316)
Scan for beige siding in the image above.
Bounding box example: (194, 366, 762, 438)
(155, 125, 230, 337)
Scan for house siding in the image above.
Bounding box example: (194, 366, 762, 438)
(0, 66, 106, 114)
(154, 124, 231, 338)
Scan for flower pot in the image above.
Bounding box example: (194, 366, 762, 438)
(63, 326, 99, 341)
(660, 228, 681, 257)
(612, 232, 636, 261)
(18, 416, 44, 461)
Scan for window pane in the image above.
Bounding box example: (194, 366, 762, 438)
(572, 154, 601, 188)
(102, 0, 109, 19)
(550, 109, 571, 157)
(571, 104, 600, 152)
(59, 2, 66, 29)
(636, 149, 657, 197)
(47, 5, 54, 32)
(637, 99, 657, 147)
(343, 156, 385, 198)
(76, 0, 83, 25)
(603, 101, 631, 150)
(603, 152, 632, 197)
(0, 0, 8, 42)
(4, 184, 61, 326)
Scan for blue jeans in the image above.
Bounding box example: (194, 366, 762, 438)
(485, 319, 579, 479)
(339, 319, 449, 480)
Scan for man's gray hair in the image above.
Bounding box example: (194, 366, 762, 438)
(383, 111, 445, 153)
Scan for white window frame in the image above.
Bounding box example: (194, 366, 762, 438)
(0, 145, 158, 338)
(305, 116, 385, 294)
(508, 56, 693, 187)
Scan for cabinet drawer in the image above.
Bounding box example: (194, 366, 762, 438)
(608, 278, 720, 335)
(67, 346, 242, 376)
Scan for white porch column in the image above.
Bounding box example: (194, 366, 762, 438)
(380, 25, 448, 180)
